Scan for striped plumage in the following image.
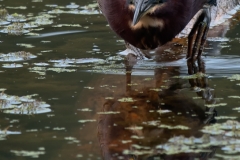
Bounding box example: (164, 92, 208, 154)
(178, 0, 240, 38)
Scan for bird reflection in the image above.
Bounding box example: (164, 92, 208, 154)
(95, 3, 240, 158)
(97, 48, 217, 159)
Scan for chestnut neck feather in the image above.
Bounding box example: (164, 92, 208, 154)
(98, 0, 207, 49)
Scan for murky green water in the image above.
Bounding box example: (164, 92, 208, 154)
(1, 0, 240, 159)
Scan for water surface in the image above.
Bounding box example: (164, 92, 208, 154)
(1, 0, 240, 159)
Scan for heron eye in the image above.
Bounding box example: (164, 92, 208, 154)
(157, 0, 166, 3)
(126, 0, 134, 5)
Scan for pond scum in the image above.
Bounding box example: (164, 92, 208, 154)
(0, 89, 51, 115)
(0, 3, 99, 35)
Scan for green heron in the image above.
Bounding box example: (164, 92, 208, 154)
(97, 0, 237, 60)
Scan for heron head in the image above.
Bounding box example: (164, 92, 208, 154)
(132, 0, 166, 26)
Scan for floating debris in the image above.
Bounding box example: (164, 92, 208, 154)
(157, 109, 172, 114)
(201, 120, 240, 135)
(48, 58, 104, 64)
(0, 20, 10, 25)
(131, 135, 144, 139)
(142, 120, 160, 126)
(80, 3, 98, 10)
(0, 23, 29, 35)
(215, 154, 240, 160)
(33, 63, 49, 66)
(84, 86, 94, 90)
(32, 0, 43, 2)
(205, 103, 227, 108)
(125, 126, 143, 130)
(78, 108, 92, 112)
(123, 149, 153, 156)
(149, 88, 162, 92)
(6, 6, 27, 10)
(23, 22, 38, 28)
(228, 74, 240, 81)
(0, 8, 8, 19)
(0, 91, 51, 115)
(26, 129, 38, 132)
(40, 41, 51, 43)
(29, 67, 46, 75)
(0, 129, 21, 140)
(0, 51, 37, 62)
(105, 97, 114, 100)
(45, 4, 58, 7)
(2, 63, 23, 68)
(6, 13, 26, 22)
(4, 102, 51, 114)
(207, 37, 230, 42)
(47, 3, 99, 15)
(228, 96, 240, 98)
(143, 78, 153, 81)
(48, 9, 65, 14)
(106, 55, 124, 61)
(53, 127, 65, 131)
(173, 72, 207, 79)
(41, 50, 52, 53)
(10, 150, 45, 158)
(215, 116, 237, 120)
(47, 68, 76, 73)
(159, 124, 190, 130)
(53, 62, 75, 68)
(78, 119, 96, 123)
(64, 136, 80, 144)
(97, 111, 120, 114)
(34, 17, 53, 25)
(16, 43, 35, 48)
(118, 97, 136, 102)
(77, 9, 99, 15)
(52, 24, 81, 27)
(66, 3, 79, 9)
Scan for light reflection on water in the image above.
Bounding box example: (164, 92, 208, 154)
(0, 0, 240, 159)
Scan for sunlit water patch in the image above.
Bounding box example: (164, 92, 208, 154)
(89, 55, 240, 77)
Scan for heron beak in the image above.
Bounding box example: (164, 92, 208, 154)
(132, 0, 154, 26)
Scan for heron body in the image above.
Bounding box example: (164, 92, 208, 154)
(98, 0, 210, 49)
(98, 0, 239, 60)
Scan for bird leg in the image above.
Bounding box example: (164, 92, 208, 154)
(186, 7, 211, 61)
(187, 58, 217, 125)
